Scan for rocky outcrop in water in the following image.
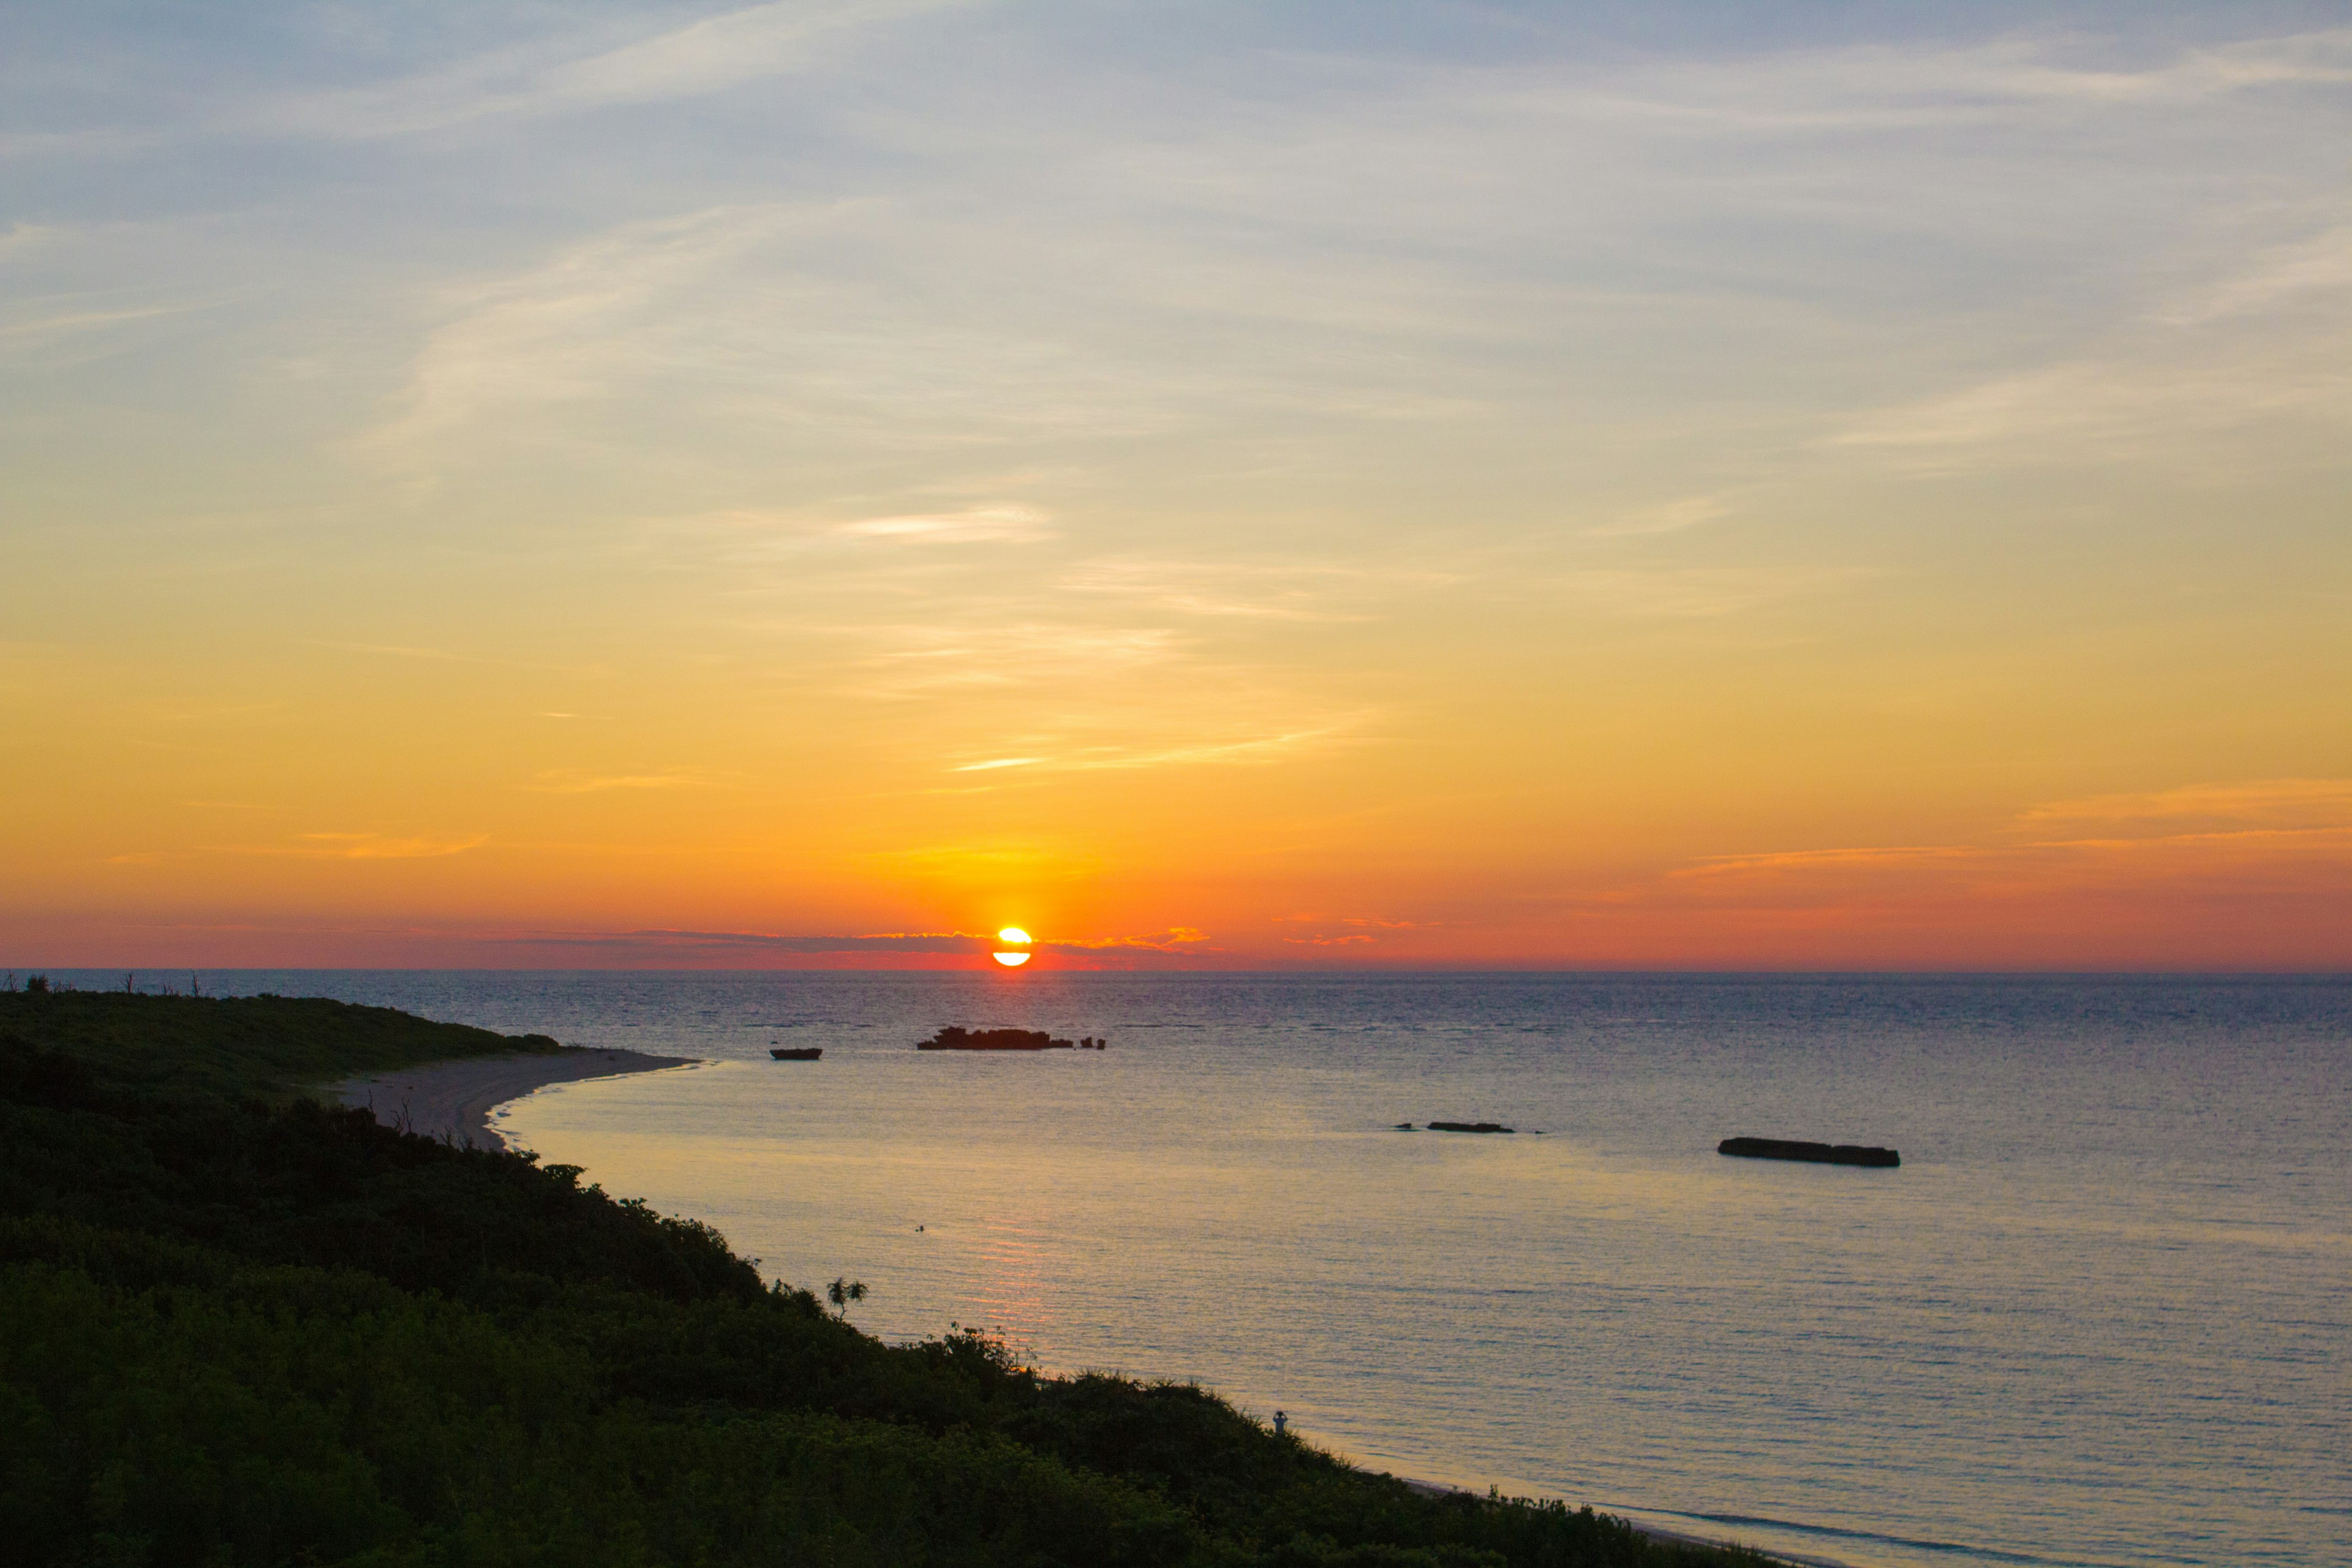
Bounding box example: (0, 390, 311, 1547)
(1718, 1136, 1899, 1167)
(916, 1026, 1073, 1051)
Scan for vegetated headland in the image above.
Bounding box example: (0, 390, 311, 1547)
(0, 986, 1781, 1568)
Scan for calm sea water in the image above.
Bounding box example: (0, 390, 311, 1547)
(70, 971, 2351, 1568)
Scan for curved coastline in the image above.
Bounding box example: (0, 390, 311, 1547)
(327, 1045, 700, 1148)
(6, 986, 1823, 1564)
(467, 1054, 1831, 1566)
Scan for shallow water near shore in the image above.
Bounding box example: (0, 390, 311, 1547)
(98, 971, 2350, 1568)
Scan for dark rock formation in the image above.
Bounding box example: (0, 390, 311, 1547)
(916, 1026, 1076, 1051)
(1718, 1136, 1899, 1167)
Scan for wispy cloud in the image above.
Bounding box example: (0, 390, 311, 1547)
(308, 640, 586, 673)
(360, 204, 1186, 470)
(2016, 778, 2352, 833)
(361, 207, 788, 459)
(1549, 566, 1878, 620)
(337, 21, 2352, 494)
(1992, 28, 2352, 105)
(839, 505, 1050, 544)
(1061, 558, 1425, 620)
(0, 300, 194, 341)
(850, 622, 1183, 697)
(525, 769, 712, 794)
(266, 0, 971, 138)
(1662, 780, 2352, 905)
(1273, 913, 1431, 926)
(1831, 221, 2352, 467)
(2158, 224, 2352, 325)
(1584, 494, 1735, 539)
(1046, 928, 1209, 954)
(1672, 845, 1987, 881)
(1828, 347, 2350, 461)
(1063, 726, 1348, 771)
(1534, 27, 2352, 134)
(932, 722, 1356, 777)
(234, 832, 491, 861)
(1273, 914, 1433, 948)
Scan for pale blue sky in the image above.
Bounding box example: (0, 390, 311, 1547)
(11, 4, 2348, 533)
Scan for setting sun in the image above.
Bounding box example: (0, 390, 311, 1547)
(992, 927, 1032, 967)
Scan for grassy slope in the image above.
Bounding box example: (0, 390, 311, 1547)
(0, 989, 1774, 1568)
(2, 988, 562, 1103)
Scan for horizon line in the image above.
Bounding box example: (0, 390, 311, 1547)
(11, 965, 2349, 979)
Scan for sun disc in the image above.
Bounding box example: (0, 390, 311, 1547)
(992, 951, 1031, 967)
(997, 926, 1030, 944)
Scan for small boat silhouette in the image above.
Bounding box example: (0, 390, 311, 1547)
(769, 1047, 823, 1061)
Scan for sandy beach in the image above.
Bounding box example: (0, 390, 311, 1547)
(326, 1047, 699, 1150)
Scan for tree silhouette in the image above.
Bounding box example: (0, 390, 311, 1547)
(826, 1276, 868, 1319)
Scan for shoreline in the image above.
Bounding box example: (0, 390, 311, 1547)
(1394, 1477, 1842, 1567)
(325, 1046, 699, 1149)
(328, 1042, 1826, 1566)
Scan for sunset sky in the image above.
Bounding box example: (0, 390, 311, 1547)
(4, 2, 2348, 969)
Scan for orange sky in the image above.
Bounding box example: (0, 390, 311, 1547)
(4, 7, 2348, 970)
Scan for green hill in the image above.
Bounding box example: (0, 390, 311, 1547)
(0, 985, 1772, 1568)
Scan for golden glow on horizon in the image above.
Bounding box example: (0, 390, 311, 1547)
(2, 14, 2346, 971)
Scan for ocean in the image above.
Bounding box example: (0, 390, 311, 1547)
(72, 970, 2350, 1568)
